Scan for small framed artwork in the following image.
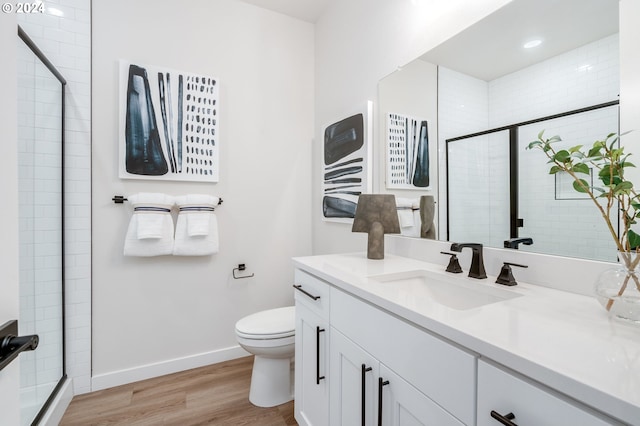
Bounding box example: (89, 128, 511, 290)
(119, 60, 219, 182)
(321, 101, 373, 222)
(386, 112, 430, 189)
(555, 169, 593, 200)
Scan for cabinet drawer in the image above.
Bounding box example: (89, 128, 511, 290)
(477, 360, 621, 426)
(294, 269, 330, 319)
(331, 287, 476, 426)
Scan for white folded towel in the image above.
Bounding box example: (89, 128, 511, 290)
(173, 194, 220, 256)
(395, 197, 418, 228)
(124, 193, 175, 257)
(187, 212, 210, 236)
(136, 211, 166, 239)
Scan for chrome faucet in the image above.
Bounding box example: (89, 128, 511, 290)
(450, 243, 487, 279)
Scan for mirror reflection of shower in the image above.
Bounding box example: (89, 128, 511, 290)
(446, 102, 619, 263)
(17, 27, 66, 425)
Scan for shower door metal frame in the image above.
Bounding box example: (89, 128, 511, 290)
(18, 25, 67, 426)
(445, 99, 620, 242)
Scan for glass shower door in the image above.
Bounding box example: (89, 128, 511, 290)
(447, 130, 511, 248)
(17, 31, 65, 425)
(518, 105, 619, 262)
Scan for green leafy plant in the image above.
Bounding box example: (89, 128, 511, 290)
(527, 131, 640, 309)
(527, 131, 640, 254)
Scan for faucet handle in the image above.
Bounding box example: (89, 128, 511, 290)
(495, 262, 528, 286)
(440, 251, 463, 274)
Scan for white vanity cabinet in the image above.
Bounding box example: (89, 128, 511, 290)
(294, 270, 331, 426)
(477, 360, 622, 426)
(293, 255, 640, 426)
(330, 327, 465, 426)
(329, 329, 379, 426)
(330, 287, 474, 426)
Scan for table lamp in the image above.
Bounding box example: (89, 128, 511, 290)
(352, 194, 400, 259)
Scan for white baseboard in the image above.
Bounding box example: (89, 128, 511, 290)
(91, 345, 250, 391)
(41, 378, 73, 426)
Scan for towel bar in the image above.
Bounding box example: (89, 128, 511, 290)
(112, 195, 223, 205)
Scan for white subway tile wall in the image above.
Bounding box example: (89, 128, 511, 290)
(440, 34, 619, 261)
(17, 0, 92, 394)
(17, 34, 65, 423)
(489, 34, 620, 128)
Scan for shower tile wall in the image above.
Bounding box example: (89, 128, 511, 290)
(438, 68, 502, 242)
(492, 33, 619, 261)
(17, 42, 63, 418)
(440, 34, 620, 260)
(489, 34, 619, 127)
(18, 0, 92, 393)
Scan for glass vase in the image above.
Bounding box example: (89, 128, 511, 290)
(595, 252, 640, 323)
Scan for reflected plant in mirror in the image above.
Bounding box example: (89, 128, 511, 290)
(527, 131, 640, 322)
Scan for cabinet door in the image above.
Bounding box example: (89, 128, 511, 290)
(331, 287, 476, 425)
(378, 364, 465, 426)
(477, 360, 621, 426)
(295, 302, 329, 426)
(330, 328, 379, 426)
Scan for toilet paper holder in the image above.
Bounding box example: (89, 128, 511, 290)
(233, 264, 254, 279)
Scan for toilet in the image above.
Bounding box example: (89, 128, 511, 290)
(235, 306, 296, 407)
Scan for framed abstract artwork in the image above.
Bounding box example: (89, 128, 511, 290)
(119, 60, 219, 182)
(386, 112, 430, 189)
(321, 101, 373, 222)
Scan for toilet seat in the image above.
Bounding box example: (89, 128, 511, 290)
(235, 306, 295, 340)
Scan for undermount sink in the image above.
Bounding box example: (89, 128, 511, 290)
(368, 270, 522, 310)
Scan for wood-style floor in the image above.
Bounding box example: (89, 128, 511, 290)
(60, 356, 297, 426)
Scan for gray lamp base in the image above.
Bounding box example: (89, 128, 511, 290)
(367, 221, 385, 260)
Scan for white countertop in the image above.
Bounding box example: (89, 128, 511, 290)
(293, 253, 640, 425)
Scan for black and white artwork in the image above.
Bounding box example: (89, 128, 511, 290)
(322, 102, 372, 221)
(119, 60, 219, 182)
(386, 112, 430, 189)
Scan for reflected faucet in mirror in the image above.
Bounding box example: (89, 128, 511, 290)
(504, 237, 533, 249)
(450, 243, 487, 279)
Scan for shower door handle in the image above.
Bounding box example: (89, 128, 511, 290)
(0, 320, 39, 372)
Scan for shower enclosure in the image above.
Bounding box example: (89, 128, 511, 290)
(447, 101, 619, 262)
(17, 27, 66, 425)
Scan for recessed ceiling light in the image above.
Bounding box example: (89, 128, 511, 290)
(523, 39, 542, 49)
(48, 7, 64, 17)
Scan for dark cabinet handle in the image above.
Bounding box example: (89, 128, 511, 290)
(491, 410, 518, 426)
(361, 364, 372, 426)
(293, 284, 321, 300)
(377, 377, 389, 426)
(316, 327, 325, 385)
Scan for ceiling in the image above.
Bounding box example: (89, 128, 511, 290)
(420, 0, 619, 81)
(239, 0, 332, 23)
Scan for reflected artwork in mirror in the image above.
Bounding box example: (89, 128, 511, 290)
(376, 0, 620, 262)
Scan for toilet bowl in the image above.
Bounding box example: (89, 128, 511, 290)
(235, 306, 295, 407)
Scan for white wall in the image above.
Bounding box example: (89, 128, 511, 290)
(313, 0, 512, 254)
(91, 0, 313, 388)
(620, 0, 640, 164)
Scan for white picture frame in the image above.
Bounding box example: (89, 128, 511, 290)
(118, 60, 219, 182)
(321, 101, 373, 222)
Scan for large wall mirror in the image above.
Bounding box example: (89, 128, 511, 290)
(377, 0, 620, 262)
